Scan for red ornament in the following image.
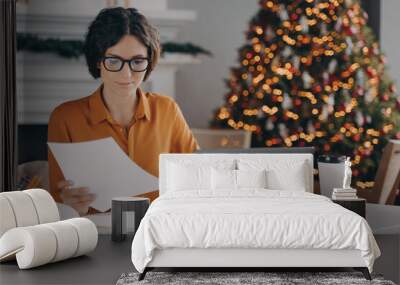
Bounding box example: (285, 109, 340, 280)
(366, 67, 376, 78)
(313, 85, 322, 93)
(389, 84, 397, 93)
(345, 27, 353, 36)
(290, 13, 298, 21)
(353, 134, 361, 142)
(382, 94, 389, 102)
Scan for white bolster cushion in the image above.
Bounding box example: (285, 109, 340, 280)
(0, 189, 60, 238)
(0, 218, 98, 269)
(0, 196, 17, 237)
(42, 221, 79, 262)
(0, 191, 39, 227)
(64, 218, 98, 257)
(0, 226, 57, 268)
(23, 189, 60, 223)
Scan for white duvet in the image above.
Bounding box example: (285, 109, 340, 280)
(131, 190, 380, 273)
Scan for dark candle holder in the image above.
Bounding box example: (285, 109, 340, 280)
(111, 197, 149, 242)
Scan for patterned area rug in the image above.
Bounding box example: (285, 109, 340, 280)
(116, 271, 395, 285)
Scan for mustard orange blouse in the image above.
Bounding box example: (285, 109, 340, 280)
(48, 85, 199, 203)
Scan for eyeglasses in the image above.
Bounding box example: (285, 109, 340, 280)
(102, 56, 150, 72)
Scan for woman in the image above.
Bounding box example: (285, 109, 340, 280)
(48, 7, 199, 215)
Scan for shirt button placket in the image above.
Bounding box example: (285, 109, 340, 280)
(128, 123, 135, 159)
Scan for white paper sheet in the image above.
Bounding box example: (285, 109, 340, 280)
(48, 137, 158, 211)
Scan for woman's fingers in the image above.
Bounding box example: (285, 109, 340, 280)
(57, 180, 97, 215)
(63, 193, 96, 205)
(57, 179, 74, 190)
(73, 194, 96, 216)
(60, 184, 96, 204)
(76, 193, 96, 204)
(61, 187, 89, 199)
(67, 187, 90, 197)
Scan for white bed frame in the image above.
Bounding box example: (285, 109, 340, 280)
(139, 154, 371, 280)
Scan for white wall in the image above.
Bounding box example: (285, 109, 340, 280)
(381, 0, 400, 94)
(169, 0, 259, 127)
(170, 0, 400, 128)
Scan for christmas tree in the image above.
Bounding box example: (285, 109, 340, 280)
(211, 0, 400, 189)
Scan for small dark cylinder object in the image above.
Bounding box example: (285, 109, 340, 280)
(112, 197, 149, 242)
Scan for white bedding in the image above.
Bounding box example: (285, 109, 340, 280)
(131, 190, 380, 273)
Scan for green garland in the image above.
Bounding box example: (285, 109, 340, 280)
(17, 33, 212, 58)
(162, 42, 212, 57)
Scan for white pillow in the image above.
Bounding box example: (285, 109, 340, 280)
(266, 166, 307, 191)
(166, 159, 236, 192)
(211, 168, 236, 190)
(237, 169, 267, 188)
(238, 159, 309, 192)
(167, 162, 211, 191)
(211, 169, 267, 190)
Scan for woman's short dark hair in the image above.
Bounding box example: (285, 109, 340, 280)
(84, 7, 160, 81)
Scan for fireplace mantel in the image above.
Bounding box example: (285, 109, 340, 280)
(16, 52, 201, 124)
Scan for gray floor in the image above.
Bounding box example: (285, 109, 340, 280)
(0, 235, 134, 285)
(373, 234, 400, 284)
(1, 234, 398, 285)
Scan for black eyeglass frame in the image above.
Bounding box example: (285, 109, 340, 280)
(101, 56, 151, 72)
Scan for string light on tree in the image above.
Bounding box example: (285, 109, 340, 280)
(212, 0, 400, 188)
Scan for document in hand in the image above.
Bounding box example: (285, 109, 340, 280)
(48, 137, 158, 212)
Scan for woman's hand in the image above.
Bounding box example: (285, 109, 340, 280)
(58, 180, 96, 216)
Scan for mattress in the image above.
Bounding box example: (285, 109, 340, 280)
(131, 190, 380, 273)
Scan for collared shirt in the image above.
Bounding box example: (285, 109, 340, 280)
(48, 85, 199, 204)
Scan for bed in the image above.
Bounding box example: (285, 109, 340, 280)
(131, 153, 380, 280)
